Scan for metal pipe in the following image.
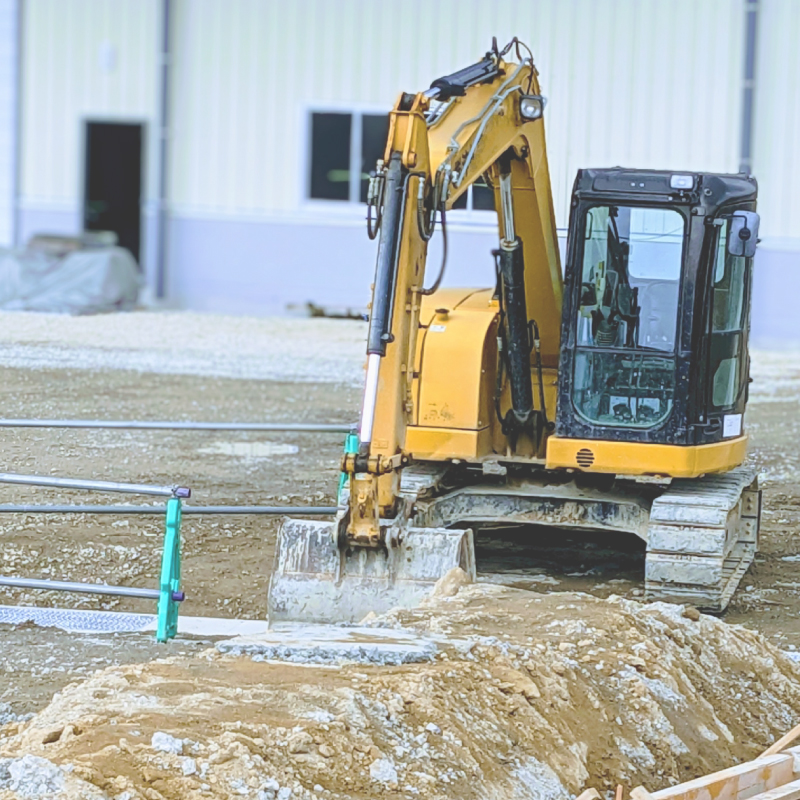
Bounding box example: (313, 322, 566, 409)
(11, 0, 21, 248)
(739, 0, 759, 174)
(0, 473, 190, 498)
(0, 504, 338, 515)
(0, 575, 184, 601)
(0, 419, 355, 433)
(155, 0, 171, 298)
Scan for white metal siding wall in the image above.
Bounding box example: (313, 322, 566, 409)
(0, 0, 16, 245)
(753, 0, 800, 242)
(19, 0, 160, 211)
(169, 0, 744, 227)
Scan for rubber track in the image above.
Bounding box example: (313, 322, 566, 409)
(644, 466, 761, 612)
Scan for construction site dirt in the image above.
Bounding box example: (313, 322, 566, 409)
(1, 311, 799, 798)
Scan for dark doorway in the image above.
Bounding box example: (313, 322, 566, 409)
(83, 121, 143, 264)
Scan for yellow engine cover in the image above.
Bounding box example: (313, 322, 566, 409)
(406, 289, 499, 460)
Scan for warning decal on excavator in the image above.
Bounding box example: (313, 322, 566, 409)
(724, 414, 743, 438)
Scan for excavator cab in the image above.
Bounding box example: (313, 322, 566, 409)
(549, 169, 760, 476)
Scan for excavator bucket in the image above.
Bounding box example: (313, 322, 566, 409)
(268, 518, 475, 625)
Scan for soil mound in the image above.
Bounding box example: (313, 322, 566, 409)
(2, 586, 800, 799)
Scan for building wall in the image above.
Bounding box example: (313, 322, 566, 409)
(749, 0, 800, 348)
(17, 0, 160, 276)
(753, 0, 800, 243)
(162, 0, 747, 312)
(13, 0, 800, 347)
(168, 0, 745, 224)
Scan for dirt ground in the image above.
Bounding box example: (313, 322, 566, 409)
(0, 311, 798, 731)
(4, 585, 800, 799)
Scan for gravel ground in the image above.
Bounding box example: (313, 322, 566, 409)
(0, 311, 367, 385)
(0, 308, 798, 724)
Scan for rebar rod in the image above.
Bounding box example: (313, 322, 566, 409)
(0, 576, 184, 601)
(0, 419, 355, 432)
(0, 473, 190, 498)
(0, 504, 338, 514)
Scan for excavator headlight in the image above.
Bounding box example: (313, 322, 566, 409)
(519, 95, 546, 120)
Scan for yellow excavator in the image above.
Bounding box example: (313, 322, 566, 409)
(269, 38, 762, 624)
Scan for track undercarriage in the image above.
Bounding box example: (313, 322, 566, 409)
(410, 463, 761, 612)
(268, 463, 761, 624)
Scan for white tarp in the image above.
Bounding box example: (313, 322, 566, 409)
(0, 246, 141, 314)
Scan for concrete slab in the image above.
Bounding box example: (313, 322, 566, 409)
(217, 623, 439, 665)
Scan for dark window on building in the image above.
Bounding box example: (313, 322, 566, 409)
(309, 109, 495, 213)
(360, 114, 390, 202)
(447, 182, 495, 211)
(309, 113, 351, 200)
(472, 179, 496, 210)
(309, 111, 389, 203)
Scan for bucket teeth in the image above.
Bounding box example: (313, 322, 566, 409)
(267, 518, 475, 625)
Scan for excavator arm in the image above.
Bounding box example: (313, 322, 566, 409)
(268, 41, 565, 625)
(345, 45, 563, 546)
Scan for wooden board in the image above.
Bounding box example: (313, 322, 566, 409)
(748, 778, 800, 800)
(650, 753, 796, 800)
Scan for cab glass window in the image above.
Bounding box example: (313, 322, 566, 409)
(577, 205, 684, 352)
(709, 218, 749, 410)
(712, 219, 747, 333)
(572, 205, 683, 429)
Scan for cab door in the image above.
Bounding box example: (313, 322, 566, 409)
(700, 215, 754, 442)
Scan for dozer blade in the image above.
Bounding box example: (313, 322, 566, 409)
(268, 518, 475, 625)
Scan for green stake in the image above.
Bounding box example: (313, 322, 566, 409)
(156, 497, 183, 642)
(338, 432, 359, 504)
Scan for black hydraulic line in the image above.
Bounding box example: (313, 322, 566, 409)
(530, 319, 548, 427)
(367, 153, 405, 357)
(494, 241, 533, 428)
(429, 55, 501, 100)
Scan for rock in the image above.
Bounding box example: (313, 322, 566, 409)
(277, 788, 293, 800)
(41, 727, 64, 745)
(430, 567, 472, 599)
(181, 757, 197, 776)
(626, 656, 647, 671)
(682, 606, 701, 621)
(493, 666, 541, 699)
(151, 731, 184, 755)
(318, 744, 335, 758)
(425, 722, 442, 735)
(369, 758, 399, 784)
(0, 755, 66, 797)
(288, 731, 314, 755)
